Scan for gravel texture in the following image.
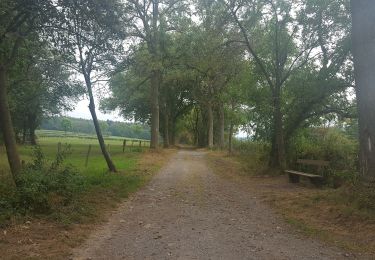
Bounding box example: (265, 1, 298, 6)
(72, 150, 354, 260)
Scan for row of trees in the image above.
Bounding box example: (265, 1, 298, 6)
(104, 0, 352, 163)
(103, 0, 374, 182)
(1, 0, 374, 183)
(41, 117, 150, 140)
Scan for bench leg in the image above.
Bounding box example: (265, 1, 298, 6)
(289, 173, 300, 183)
(310, 178, 324, 187)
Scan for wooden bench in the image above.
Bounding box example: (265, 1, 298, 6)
(285, 159, 329, 187)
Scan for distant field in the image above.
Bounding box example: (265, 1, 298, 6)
(0, 130, 150, 176)
(36, 129, 149, 142)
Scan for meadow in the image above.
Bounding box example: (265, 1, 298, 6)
(0, 130, 153, 226)
(1, 130, 150, 173)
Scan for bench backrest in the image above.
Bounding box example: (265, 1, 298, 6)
(297, 159, 329, 167)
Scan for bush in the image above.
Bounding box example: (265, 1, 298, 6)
(15, 146, 85, 214)
(232, 139, 271, 174)
(288, 128, 358, 187)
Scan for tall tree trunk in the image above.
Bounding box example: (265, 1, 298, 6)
(0, 65, 22, 179)
(150, 70, 160, 149)
(22, 126, 27, 144)
(169, 119, 176, 146)
(351, 0, 375, 181)
(85, 76, 117, 172)
(29, 127, 37, 145)
(149, 0, 160, 149)
(207, 102, 214, 148)
(269, 88, 286, 169)
(163, 106, 169, 148)
(28, 114, 37, 145)
(218, 104, 225, 149)
(228, 122, 234, 155)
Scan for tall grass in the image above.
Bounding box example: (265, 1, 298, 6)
(0, 131, 150, 226)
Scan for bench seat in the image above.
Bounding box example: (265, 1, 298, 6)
(284, 170, 323, 179)
(285, 170, 324, 186)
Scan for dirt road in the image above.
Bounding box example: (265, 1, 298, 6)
(72, 150, 351, 260)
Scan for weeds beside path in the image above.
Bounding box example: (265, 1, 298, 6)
(0, 149, 175, 259)
(207, 151, 375, 258)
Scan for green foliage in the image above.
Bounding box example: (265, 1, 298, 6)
(61, 118, 72, 134)
(288, 128, 358, 187)
(0, 135, 148, 226)
(15, 146, 85, 214)
(232, 139, 271, 174)
(40, 117, 151, 140)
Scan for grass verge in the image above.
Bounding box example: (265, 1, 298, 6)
(0, 140, 175, 259)
(207, 151, 375, 257)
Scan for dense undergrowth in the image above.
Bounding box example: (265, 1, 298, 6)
(232, 127, 375, 213)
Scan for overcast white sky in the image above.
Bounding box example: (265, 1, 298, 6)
(67, 98, 124, 122)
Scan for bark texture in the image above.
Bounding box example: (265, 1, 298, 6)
(85, 75, 117, 173)
(149, 0, 160, 149)
(269, 88, 286, 170)
(228, 122, 234, 155)
(0, 65, 22, 178)
(163, 104, 170, 148)
(351, 0, 375, 181)
(207, 102, 214, 149)
(218, 105, 225, 149)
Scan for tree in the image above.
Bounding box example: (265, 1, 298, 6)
(55, 0, 126, 172)
(0, 0, 58, 179)
(61, 118, 72, 135)
(179, 24, 243, 148)
(222, 0, 352, 169)
(102, 35, 194, 147)
(351, 0, 375, 181)
(8, 39, 83, 145)
(123, 0, 189, 149)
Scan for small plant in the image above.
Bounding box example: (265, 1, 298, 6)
(15, 146, 85, 214)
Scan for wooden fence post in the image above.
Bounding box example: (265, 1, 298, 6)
(85, 144, 92, 167)
(139, 140, 142, 147)
(57, 142, 62, 154)
(123, 140, 127, 152)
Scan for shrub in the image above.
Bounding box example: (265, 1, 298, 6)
(232, 139, 271, 174)
(15, 146, 85, 214)
(288, 128, 358, 187)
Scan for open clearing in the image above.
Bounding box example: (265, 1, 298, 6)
(72, 150, 355, 260)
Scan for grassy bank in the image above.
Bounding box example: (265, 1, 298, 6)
(0, 133, 174, 258)
(207, 151, 375, 257)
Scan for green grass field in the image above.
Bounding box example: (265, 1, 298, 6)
(0, 130, 150, 176)
(36, 129, 149, 141)
(0, 130, 153, 226)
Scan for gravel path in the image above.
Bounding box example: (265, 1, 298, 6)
(72, 150, 351, 260)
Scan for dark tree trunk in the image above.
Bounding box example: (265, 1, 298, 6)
(149, 0, 160, 149)
(0, 65, 22, 178)
(30, 127, 37, 145)
(28, 114, 38, 145)
(351, 0, 375, 181)
(207, 102, 214, 148)
(228, 122, 234, 155)
(85, 76, 117, 173)
(218, 104, 225, 149)
(163, 106, 169, 148)
(169, 119, 176, 146)
(150, 70, 160, 149)
(269, 88, 286, 169)
(22, 126, 27, 144)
